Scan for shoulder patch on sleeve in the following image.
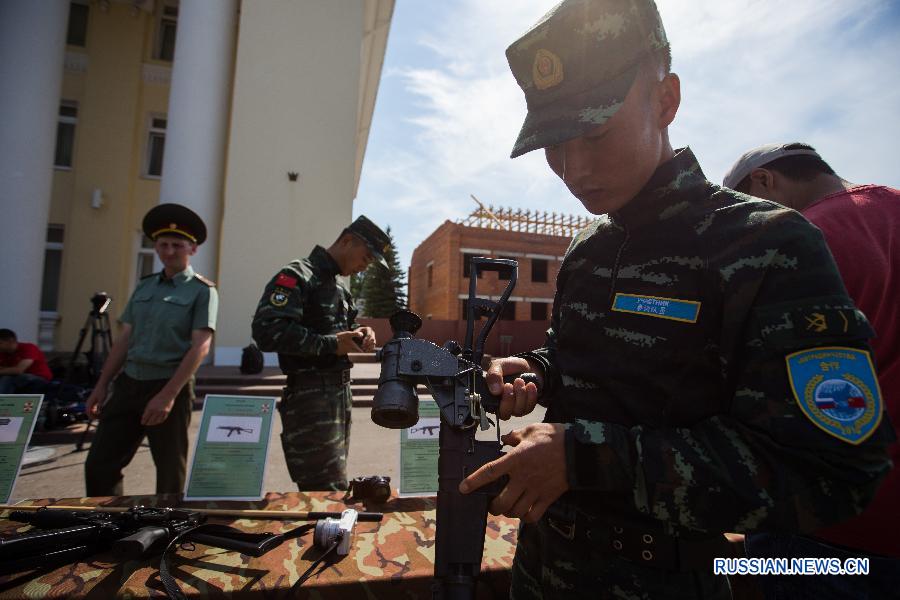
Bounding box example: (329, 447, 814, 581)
(275, 272, 298, 289)
(786, 346, 883, 445)
(194, 273, 216, 287)
(269, 289, 290, 307)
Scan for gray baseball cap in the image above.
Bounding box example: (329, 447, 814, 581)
(723, 143, 822, 190)
(506, 0, 669, 158)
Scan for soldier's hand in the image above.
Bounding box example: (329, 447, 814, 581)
(459, 423, 568, 523)
(354, 326, 376, 352)
(486, 357, 543, 420)
(85, 386, 106, 418)
(141, 392, 176, 426)
(336, 331, 364, 355)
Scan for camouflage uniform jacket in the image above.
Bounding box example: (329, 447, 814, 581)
(526, 148, 894, 536)
(252, 246, 359, 373)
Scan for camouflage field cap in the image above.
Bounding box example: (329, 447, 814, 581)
(346, 215, 390, 269)
(506, 0, 669, 158)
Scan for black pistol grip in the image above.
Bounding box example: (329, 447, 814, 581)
(501, 372, 540, 391)
(480, 372, 541, 413)
(112, 526, 170, 558)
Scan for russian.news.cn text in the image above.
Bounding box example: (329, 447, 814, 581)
(714, 557, 869, 576)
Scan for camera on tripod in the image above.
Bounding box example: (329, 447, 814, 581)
(90, 292, 111, 317)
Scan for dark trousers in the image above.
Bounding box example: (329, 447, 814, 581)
(279, 381, 352, 491)
(84, 372, 192, 496)
(0, 373, 48, 394)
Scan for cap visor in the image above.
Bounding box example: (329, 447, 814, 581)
(510, 63, 640, 158)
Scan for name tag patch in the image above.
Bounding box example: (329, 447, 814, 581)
(611, 293, 701, 323)
(786, 346, 883, 445)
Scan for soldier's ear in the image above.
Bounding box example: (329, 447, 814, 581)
(749, 169, 775, 193)
(656, 73, 680, 129)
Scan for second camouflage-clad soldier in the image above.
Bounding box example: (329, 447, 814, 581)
(252, 216, 390, 491)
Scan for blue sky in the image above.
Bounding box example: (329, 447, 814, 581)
(354, 0, 900, 272)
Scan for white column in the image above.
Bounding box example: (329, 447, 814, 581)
(159, 0, 238, 280)
(0, 1, 68, 341)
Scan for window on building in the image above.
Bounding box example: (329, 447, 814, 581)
(54, 101, 78, 168)
(462, 253, 482, 278)
(500, 301, 516, 321)
(66, 2, 89, 47)
(155, 3, 178, 61)
(531, 258, 548, 283)
(144, 115, 167, 177)
(136, 234, 156, 281)
(460, 299, 487, 320)
(40, 226, 65, 312)
(498, 256, 515, 280)
(427, 263, 433, 288)
(531, 302, 548, 321)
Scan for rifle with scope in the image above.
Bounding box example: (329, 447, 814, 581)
(371, 257, 539, 599)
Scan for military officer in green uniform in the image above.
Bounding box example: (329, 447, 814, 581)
(84, 203, 218, 496)
(252, 216, 390, 491)
(457, 1, 895, 598)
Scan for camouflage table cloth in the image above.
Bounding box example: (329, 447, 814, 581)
(0, 492, 517, 599)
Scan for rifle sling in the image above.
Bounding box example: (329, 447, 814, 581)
(159, 522, 317, 600)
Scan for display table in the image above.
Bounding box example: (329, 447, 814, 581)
(0, 492, 517, 599)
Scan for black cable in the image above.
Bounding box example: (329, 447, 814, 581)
(159, 522, 317, 599)
(288, 532, 344, 594)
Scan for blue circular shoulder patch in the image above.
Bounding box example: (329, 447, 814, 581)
(785, 346, 883, 445)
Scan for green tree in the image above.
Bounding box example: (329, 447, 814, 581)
(359, 227, 406, 317)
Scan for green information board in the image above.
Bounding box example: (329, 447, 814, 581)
(184, 395, 277, 500)
(399, 400, 440, 496)
(0, 395, 43, 503)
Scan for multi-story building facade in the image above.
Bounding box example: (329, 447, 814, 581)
(0, 0, 394, 366)
(408, 206, 592, 322)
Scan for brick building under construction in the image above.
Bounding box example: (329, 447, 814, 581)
(408, 204, 592, 322)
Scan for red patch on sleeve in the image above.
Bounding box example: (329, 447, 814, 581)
(275, 273, 298, 289)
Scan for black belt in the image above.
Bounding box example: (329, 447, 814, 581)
(544, 506, 734, 571)
(285, 370, 351, 388)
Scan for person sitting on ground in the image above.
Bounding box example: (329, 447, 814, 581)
(0, 329, 53, 394)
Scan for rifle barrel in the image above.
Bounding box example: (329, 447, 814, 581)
(0, 505, 384, 522)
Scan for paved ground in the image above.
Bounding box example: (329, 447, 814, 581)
(12, 381, 545, 503)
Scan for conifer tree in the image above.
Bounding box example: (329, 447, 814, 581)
(359, 227, 406, 317)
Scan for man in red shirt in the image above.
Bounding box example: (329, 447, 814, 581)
(0, 328, 53, 394)
(725, 143, 900, 593)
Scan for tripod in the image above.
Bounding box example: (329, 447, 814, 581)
(72, 293, 114, 451)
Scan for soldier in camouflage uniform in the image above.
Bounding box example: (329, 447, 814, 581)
(458, 1, 895, 598)
(252, 216, 390, 491)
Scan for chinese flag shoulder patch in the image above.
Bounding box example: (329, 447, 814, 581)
(275, 273, 298, 289)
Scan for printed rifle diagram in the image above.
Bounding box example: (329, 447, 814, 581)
(216, 425, 254, 437)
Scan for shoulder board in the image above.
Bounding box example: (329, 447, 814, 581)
(140, 271, 159, 281)
(194, 273, 216, 287)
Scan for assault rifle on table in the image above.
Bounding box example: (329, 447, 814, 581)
(371, 257, 539, 600)
(409, 424, 440, 436)
(0, 504, 383, 595)
(217, 425, 254, 437)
